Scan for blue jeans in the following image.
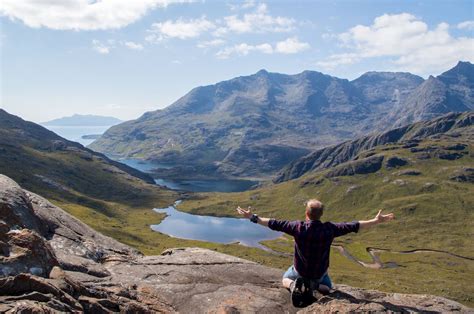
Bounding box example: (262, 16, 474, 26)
(283, 265, 333, 289)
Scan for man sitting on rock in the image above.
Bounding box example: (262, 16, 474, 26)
(236, 199, 394, 306)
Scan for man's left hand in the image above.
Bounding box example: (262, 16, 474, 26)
(236, 206, 252, 219)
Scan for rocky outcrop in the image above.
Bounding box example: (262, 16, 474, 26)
(0, 174, 470, 313)
(275, 112, 473, 182)
(385, 156, 409, 168)
(450, 167, 474, 183)
(299, 285, 468, 313)
(325, 156, 384, 178)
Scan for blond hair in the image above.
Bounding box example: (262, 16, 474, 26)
(305, 199, 324, 220)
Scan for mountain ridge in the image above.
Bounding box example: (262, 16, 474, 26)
(89, 61, 473, 179)
(274, 111, 474, 182)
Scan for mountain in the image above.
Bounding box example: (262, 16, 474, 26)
(0, 174, 469, 312)
(275, 112, 473, 182)
(89, 62, 473, 179)
(386, 61, 474, 127)
(178, 113, 474, 306)
(0, 109, 176, 215)
(42, 114, 122, 126)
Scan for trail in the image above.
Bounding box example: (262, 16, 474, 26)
(259, 239, 474, 269)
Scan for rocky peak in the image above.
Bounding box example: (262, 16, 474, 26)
(439, 61, 474, 80)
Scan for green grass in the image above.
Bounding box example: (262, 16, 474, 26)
(176, 137, 474, 306)
(2, 121, 473, 307)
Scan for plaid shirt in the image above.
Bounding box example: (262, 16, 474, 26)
(268, 219, 359, 279)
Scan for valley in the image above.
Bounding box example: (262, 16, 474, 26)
(0, 75, 472, 308)
(3, 2, 473, 311)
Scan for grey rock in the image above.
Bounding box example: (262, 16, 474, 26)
(325, 156, 384, 178)
(385, 156, 409, 168)
(298, 284, 469, 313)
(450, 168, 474, 183)
(395, 169, 422, 176)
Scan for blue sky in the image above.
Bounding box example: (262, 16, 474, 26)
(1, 0, 473, 122)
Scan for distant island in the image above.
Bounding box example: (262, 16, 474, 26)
(42, 114, 122, 126)
(81, 134, 102, 140)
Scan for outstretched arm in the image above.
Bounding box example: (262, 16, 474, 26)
(359, 210, 395, 230)
(236, 206, 270, 227)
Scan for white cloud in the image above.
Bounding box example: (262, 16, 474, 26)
(216, 42, 273, 59)
(457, 20, 474, 30)
(92, 39, 145, 54)
(317, 13, 474, 75)
(315, 53, 360, 69)
(147, 3, 295, 41)
(220, 3, 295, 35)
(228, 0, 255, 11)
(216, 37, 309, 59)
(92, 39, 111, 54)
(124, 41, 144, 50)
(148, 17, 215, 41)
(197, 39, 225, 48)
(0, 0, 195, 30)
(275, 37, 309, 54)
(241, 0, 256, 9)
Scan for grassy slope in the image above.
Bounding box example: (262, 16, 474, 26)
(2, 111, 472, 306)
(0, 120, 292, 275)
(177, 135, 474, 306)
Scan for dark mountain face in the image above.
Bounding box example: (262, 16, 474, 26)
(388, 62, 474, 127)
(89, 62, 473, 179)
(0, 109, 158, 196)
(352, 72, 424, 111)
(274, 112, 474, 182)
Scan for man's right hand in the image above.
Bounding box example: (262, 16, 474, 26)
(236, 206, 252, 219)
(374, 210, 395, 223)
(359, 210, 395, 230)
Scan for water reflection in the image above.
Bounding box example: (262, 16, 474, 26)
(119, 158, 258, 192)
(151, 201, 281, 248)
(153, 178, 257, 192)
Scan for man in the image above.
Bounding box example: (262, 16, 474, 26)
(236, 199, 394, 306)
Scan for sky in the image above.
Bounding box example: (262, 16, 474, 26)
(1, 0, 473, 123)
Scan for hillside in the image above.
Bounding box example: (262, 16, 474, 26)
(0, 109, 178, 242)
(41, 114, 122, 126)
(275, 112, 473, 182)
(0, 174, 469, 312)
(89, 62, 473, 179)
(178, 114, 474, 306)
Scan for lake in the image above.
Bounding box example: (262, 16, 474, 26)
(119, 158, 258, 193)
(151, 201, 282, 249)
(42, 125, 112, 146)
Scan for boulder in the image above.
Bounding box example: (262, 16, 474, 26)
(325, 156, 384, 178)
(450, 167, 474, 183)
(395, 169, 422, 176)
(385, 156, 409, 168)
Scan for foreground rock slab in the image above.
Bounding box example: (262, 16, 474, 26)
(0, 174, 471, 313)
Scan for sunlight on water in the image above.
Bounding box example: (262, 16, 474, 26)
(151, 201, 281, 248)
